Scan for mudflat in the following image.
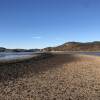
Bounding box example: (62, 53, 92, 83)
(0, 54, 100, 100)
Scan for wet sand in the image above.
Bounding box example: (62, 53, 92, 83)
(0, 54, 100, 100)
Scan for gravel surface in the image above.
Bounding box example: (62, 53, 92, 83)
(0, 54, 100, 100)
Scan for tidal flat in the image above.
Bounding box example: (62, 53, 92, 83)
(0, 53, 100, 100)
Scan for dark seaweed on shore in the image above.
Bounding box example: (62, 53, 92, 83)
(0, 53, 53, 82)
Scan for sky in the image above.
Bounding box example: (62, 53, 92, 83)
(0, 0, 100, 49)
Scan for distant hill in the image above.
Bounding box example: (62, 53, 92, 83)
(0, 48, 41, 52)
(44, 41, 100, 51)
(0, 47, 6, 52)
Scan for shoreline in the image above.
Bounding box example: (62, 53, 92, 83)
(0, 53, 53, 64)
(0, 53, 100, 100)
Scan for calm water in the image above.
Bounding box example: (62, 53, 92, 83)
(0, 52, 100, 62)
(0, 52, 36, 61)
(79, 52, 100, 56)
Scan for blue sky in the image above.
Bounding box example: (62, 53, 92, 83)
(0, 0, 100, 49)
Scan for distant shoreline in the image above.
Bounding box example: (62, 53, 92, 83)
(0, 51, 100, 64)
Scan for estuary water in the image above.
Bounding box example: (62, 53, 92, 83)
(0, 52, 36, 62)
(79, 52, 100, 56)
(0, 52, 100, 62)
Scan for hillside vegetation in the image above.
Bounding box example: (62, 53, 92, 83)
(44, 41, 100, 51)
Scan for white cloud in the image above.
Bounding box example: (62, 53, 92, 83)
(32, 36, 41, 39)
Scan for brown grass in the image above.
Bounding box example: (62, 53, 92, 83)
(0, 54, 100, 100)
